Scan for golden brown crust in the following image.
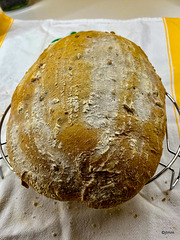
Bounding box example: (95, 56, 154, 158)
(6, 31, 166, 209)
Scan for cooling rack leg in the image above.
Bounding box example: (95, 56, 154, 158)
(0, 165, 4, 179)
(170, 168, 180, 190)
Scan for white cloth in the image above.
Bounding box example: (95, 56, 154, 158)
(0, 18, 179, 240)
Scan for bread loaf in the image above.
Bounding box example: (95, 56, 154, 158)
(6, 31, 166, 209)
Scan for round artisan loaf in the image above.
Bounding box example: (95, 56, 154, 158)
(6, 31, 166, 209)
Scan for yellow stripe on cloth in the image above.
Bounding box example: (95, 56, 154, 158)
(0, 10, 14, 48)
(163, 17, 180, 136)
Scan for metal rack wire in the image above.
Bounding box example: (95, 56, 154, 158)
(0, 93, 179, 190)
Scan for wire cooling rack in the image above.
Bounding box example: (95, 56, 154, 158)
(0, 93, 179, 190)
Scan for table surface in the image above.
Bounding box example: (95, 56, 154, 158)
(4, 0, 180, 20)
